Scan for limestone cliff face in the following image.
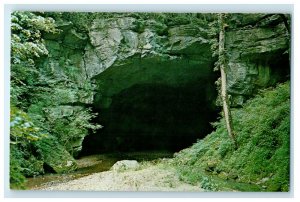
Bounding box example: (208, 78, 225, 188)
(39, 13, 290, 154)
(87, 14, 289, 107)
(85, 16, 211, 78)
(225, 14, 290, 105)
(43, 13, 289, 106)
(35, 23, 92, 157)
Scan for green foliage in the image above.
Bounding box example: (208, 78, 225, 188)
(177, 165, 218, 192)
(10, 11, 102, 188)
(10, 106, 45, 143)
(11, 11, 57, 62)
(10, 107, 47, 189)
(207, 15, 219, 63)
(26, 84, 101, 155)
(11, 11, 58, 106)
(10, 146, 26, 189)
(174, 82, 290, 191)
(218, 140, 233, 158)
(45, 12, 123, 32)
(11, 11, 101, 150)
(10, 12, 58, 189)
(200, 176, 219, 191)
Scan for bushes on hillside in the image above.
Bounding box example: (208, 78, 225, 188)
(174, 82, 290, 191)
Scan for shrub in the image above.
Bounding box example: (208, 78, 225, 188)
(174, 82, 290, 191)
(10, 106, 46, 189)
(200, 176, 219, 191)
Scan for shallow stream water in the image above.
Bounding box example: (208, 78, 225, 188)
(25, 151, 173, 190)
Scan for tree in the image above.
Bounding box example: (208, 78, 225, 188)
(11, 11, 58, 107)
(217, 13, 238, 149)
(10, 11, 102, 188)
(10, 11, 58, 189)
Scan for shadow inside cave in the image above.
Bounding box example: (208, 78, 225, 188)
(81, 80, 220, 156)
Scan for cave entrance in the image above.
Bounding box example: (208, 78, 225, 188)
(80, 57, 219, 155)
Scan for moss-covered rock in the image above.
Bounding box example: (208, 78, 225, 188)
(34, 137, 77, 173)
(63, 29, 87, 49)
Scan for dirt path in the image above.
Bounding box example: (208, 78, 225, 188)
(37, 162, 203, 191)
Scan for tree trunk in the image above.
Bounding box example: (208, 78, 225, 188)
(218, 14, 238, 149)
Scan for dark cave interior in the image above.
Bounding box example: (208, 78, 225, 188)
(80, 58, 220, 155)
(79, 50, 290, 156)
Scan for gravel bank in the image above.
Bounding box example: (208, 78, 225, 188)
(37, 163, 203, 191)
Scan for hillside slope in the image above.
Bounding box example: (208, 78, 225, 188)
(174, 82, 290, 191)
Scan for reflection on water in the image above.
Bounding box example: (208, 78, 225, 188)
(25, 151, 173, 190)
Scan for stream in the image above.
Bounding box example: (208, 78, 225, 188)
(25, 151, 173, 190)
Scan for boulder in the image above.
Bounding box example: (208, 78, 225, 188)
(111, 160, 140, 172)
(34, 137, 77, 173)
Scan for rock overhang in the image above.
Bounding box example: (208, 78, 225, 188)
(92, 54, 215, 110)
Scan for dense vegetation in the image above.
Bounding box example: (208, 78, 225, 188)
(10, 11, 100, 189)
(174, 82, 290, 191)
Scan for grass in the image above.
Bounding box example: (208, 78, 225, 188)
(173, 81, 290, 192)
